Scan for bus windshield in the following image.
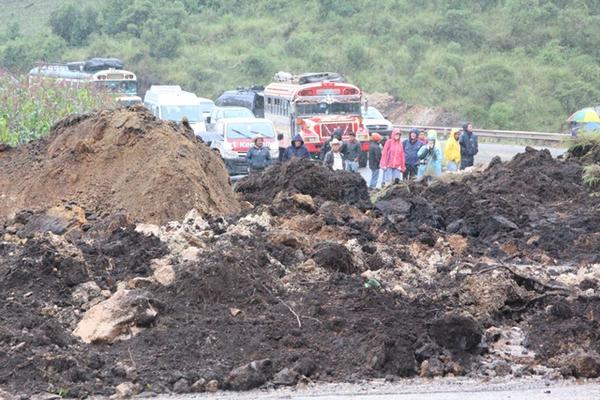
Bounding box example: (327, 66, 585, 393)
(94, 80, 137, 95)
(296, 102, 361, 116)
(226, 122, 275, 139)
(160, 105, 203, 122)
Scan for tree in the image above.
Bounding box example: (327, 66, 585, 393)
(49, 4, 98, 46)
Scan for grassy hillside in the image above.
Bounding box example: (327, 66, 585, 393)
(1, 0, 599, 132)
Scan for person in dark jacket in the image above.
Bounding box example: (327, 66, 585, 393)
(319, 128, 342, 160)
(277, 133, 285, 162)
(246, 135, 272, 173)
(458, 122, 478, 169)
(368, 133, 382, 188)
(323, 138, 346, 171)
(342, 131, 362, 172)
(403, 128, 423, 180)
(283, 134, 311, 161)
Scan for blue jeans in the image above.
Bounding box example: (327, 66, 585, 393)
(346, 160, 359, 172)
(383, 168, 402, 184)
(369, 168, 380, 188)
(446, 161, 458, 172)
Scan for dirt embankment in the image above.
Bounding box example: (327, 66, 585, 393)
(366, 92, 461, 126)
(0, 107, 239, 224)
(1, 124, 600, 399)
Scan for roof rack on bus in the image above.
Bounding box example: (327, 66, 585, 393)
(273, 71, 346, 85)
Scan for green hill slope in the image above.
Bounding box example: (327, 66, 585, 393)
(1, 0, 599, 131)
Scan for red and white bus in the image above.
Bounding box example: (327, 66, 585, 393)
(263, 72, 369, 161)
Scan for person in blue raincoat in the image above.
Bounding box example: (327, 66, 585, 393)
(283, 134, 311, 161)
(417, 130, 442, 182)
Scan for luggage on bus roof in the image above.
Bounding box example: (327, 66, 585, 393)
(83, 58, 124, 72)
(298, 72, 346, 85)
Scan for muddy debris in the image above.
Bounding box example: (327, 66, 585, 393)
(1, 143, 600, 398)
(235, 158, 371, 209)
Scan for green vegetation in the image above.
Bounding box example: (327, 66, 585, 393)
(1, 0, 599, 132)
(583, 164, 600, 190)
(0, 73, 113, 146)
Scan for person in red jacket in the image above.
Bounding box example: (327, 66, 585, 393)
(380, 128, 406, 185)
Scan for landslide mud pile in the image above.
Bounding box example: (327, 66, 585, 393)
(0, 107, 239, 224)
(1, 148, 600, 398)
(235, 159, 371, 209)
(376, 147, 600, 263)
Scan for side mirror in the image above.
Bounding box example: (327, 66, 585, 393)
(384, 116, 389, 120)
(206, 116, 212, 124)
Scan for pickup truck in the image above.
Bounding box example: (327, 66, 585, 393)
(207, 118, 279, 176)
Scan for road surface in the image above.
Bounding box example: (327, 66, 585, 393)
(147, 377, 599, 400)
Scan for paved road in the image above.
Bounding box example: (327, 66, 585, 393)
(147, 378, 599, 400)
(359, 143, 565, 187)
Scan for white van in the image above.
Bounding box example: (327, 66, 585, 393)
(143, 85, 215, 134)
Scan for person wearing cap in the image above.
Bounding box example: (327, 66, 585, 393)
(283, 134, 311, 162)
(323, 138, 346, 171)
(320, 128, 342, 160)
(246, 135, 272, 173)
(380, 128, 405, 185)
(342, 131, 362, 172)
(417, 130, 442, 183)
(444, 128, 461, 172)
(368, 133, 382, 188)
(403, 128, 423, 180)
(459, 122, 478, 169)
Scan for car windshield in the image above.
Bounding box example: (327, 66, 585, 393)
(365, 107, 384, 119)
(95, 80, 137, 95)
(160, 105, 203, 122)
(296, 102, 361, 116)
(199, 101, 215, 114)
(223, 108, 254, 119)
(226, 122, 275, 139)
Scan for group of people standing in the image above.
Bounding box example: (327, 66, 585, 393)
(246, 123, 479, 189)
(365, 122, 478, 188)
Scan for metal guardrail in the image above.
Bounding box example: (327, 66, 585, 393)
(393, 125, 570, 143)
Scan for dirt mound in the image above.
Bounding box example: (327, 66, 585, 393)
(235, 159, 370, 209)
(0, 107, 239, 224)
(366, 93, 460, 126)
(376, 147, 600, 262)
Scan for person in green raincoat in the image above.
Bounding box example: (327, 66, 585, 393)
(417, 130, 442, 182)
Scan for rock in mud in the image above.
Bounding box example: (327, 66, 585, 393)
(224, 359, 273, 390)
(73, 288, 157, 343)
(366, 337, 417, 376)
(430, 314, 483, 352)
(312, 241, 357, 274)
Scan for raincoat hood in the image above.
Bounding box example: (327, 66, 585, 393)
(427, 130, 438, 142)
(292, 134, 304, 145)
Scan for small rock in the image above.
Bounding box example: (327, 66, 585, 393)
(419, 358, 445, 377)
(493, 360, 512, 377)
(301, 259, 316, 272)
(206, 379, 219, 393)
(112, 382, 138, 399)
(172, 378, 190, 393)
(225, 359, 272, 390)
(273, 367, 298, 386)
(191, 378, 206, 393)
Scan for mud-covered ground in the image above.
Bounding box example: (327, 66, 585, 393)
(1, 142, 600, 399)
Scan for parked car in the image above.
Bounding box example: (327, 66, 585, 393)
(144, 85, 215, 134)
(209, 118, 278, 176)
(206, 106, 255, 130)
(215, 86, 264, 117)
(362, 106, 393, 138)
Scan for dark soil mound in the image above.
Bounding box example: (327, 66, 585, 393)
(235, 159, 370, 209)
(0, 106, 239, 224)
(377, 148, 600, 262)
(312, 242, 357, 274)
